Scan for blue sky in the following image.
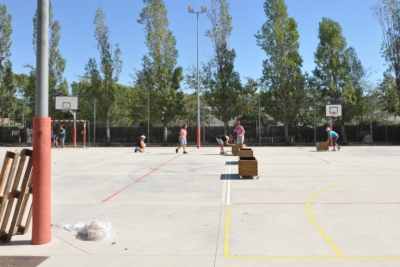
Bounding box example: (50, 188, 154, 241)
(3, 0, 385, 93)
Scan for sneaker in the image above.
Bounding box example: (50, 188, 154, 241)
(332, 149, 336, 151)
(337, 146, 340, 151)
(135, 149, 137, 153)
(176, 148, 178, 153)
(183, 151, 188, 154)
(220, 152, 224, 155)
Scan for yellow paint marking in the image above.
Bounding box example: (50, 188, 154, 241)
(224, 204, 231, 257)
(306, 176, 390, 257)
(307, 187, 344, 257)
(224, 174, 400, 259)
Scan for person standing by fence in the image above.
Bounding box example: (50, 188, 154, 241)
(176, 124, 188, 154)
(51, 132, 58, 148)
(58, 126, 66, 148)
(234, 121, 245, 144)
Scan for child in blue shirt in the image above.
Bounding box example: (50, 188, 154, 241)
(326, 127, 340, 151)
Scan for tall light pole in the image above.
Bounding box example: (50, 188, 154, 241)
(188, 6, 207, 148)
(148, 97, 150, 145)
(258, 97, 261, 146)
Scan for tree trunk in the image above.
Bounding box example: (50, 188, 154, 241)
(163, 124, 168, 146)
(284, 124, 289, 144)
(224, 121, 228, 135)
(106, 111, 110, 146)
(340, 120, 346, 143)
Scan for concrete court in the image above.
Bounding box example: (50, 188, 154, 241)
(0, 145, 400, 267)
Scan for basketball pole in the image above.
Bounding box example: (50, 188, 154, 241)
(329, 116, 333, 148)
(32, 0, 51, 245)
(68, 110, 77, 148)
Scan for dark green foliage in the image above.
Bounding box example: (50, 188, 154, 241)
(255, 0, 306, 143)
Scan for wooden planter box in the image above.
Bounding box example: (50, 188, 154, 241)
(232, 144, 246, 155)
(238, 156, 258, 178)
(316, 142, 329, 151)
(239, 148, 253, 157)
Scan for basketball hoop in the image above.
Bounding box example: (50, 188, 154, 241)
(331, 111, 337, 117)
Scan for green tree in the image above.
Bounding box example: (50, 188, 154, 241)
(135, 0, 184, 145)
(83, 7, 122, 145)
(70, 80, 95, 125)
(343, 47, 370, 130)
(203, 0, 244, 134)
(313, 17, 356, 140)
(184, 61, 213, 126)
(0, 4, 15, 123)
(32, 2, 68, 118)
(14, 74, 32, 125)
(236, 77, 260, 125)
(372, 0, 400, 100)
(255, 0, 306, 144)
(377, 70, 400, 115)
(110, 84, 148, 127)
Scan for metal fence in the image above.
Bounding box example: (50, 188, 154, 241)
(1, 124, 399, 145)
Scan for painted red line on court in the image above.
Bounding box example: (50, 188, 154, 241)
(233, 202, 400, 205)
(101, 154, 182, 203)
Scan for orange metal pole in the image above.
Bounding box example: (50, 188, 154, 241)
(197, 126, 201, 148)
(32, 117, 51, 244)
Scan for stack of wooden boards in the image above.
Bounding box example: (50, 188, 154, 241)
(232, 144, 258, 179)
(0, 149, 33, 243)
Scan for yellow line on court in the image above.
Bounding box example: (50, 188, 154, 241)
(306, 186, 345, 257)
(305, 175, 394, 257)
(223, 173, 400, 259)
(224, 205, 231, 257)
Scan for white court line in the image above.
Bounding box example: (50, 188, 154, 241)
(226, 162, 231, 205)
(222, 165, 228, 204)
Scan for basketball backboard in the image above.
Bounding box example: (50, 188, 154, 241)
(55, 96, 78, 110)
(326, 104, 342, 117)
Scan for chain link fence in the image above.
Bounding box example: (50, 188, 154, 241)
(1, 124, 399, 145)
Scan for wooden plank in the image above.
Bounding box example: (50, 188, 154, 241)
(239, 148, 253, 157)
(238, 156, 258, 177)
(1, 150, 29, 230)
(1, 149, 33, 243)
(232, 144, 246, 155)
(0, 152, 17, 195)
(0, 151, 20, 232)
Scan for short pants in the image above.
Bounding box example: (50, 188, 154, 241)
(179, 138, 187, 145)
(216, 138, 223, 145)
